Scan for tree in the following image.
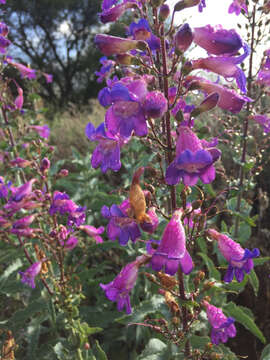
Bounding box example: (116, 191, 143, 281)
(3, 0, 103, 109)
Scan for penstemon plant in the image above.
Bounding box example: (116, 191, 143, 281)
(1, 0, 270, 359)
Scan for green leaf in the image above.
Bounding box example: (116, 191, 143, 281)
(224, 302, 266, 344)
(53, 341, 68, 360)
(249, 269, 259, 296)
(116, 295, 164, 325)
(261, 344, 270, 360)
(190, 335, 210, 350)
(198, 252, 221, 280)
(0, 258, 22, 289)
(253, 257, 270, 266)
(138, 339, 168, 360)
(93, 340, 108, 360)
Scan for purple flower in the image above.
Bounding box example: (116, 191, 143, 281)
(251, 115, 270, 133)
(186, 76, 252, 113)
(228, 0, 248, 16)
(128, 19, 160, 51)
(151, 210, 193, 275)
(49, 191, 86, 227)
(191, 44, 250, 93)
(13, 215, 35, 229)
(0, 0, 6, 4)
(143, 91, 168, 119)
(103, 80, 148, 138)
(140, 207, 159, 234)
(257, 50, 270, 87)
(174, 23, 194, 53)
(204, 302, 236, 345)
(19, 261, 42, 289)
(79, 225, 105, 244)
(198, 0, 206, 12)
(208, 229, 260, 283)
(0, 35, 10, 53)
(43, 73, 53, 83)
(0, 22, 8, 37)
(102, 0, 118, 11)
(60, 236, 78, 250)
(95, 34, 141, 56)
(85, 122, 124, 173)
(100, 255, 146, 314)
(29, 125, 50, 139)
(0, 177, 10, 198)
(7, 59, 36, 79)
(166, 126, 221, 186)
(99, 2, 136, 24)
(11, 179, 36, 202)
(193, 25, 243, 56)
(101, 203, 141, 246)
(95, 56, 115, 83)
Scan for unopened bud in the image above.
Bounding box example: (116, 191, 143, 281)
(144, 272, 157, 283)
(190, 93, 219, 117)
(174, 0, 200, 12)
(40, 157, 50, 173)
(137, 40, 148, 51)
(182, 61, 192, 75)
(159, 4, 170, 21)
(198, 271, 205, 280)
(192, 200, 202, 210)
(84, 343, 90, 350)
(58, 169, 69, 177)
(203, 281, 215, 291)
(174, 24, 193, 53)
(210, 353, 222, 360)
(116, 53, 134, 65)
(152, 0, 164, 7)
(172, 316, 180, 325)
(205, 343, 213, 351)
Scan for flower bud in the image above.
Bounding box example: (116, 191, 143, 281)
(152, 0, 164, 7)
(40, 157, 50, 173)
(159, 4, 170, 21)
(58, 169, 69, 177)
(190, 93, 219, 117)
(174, 24, 193, 53)
(116, 53, 137, 65)
(95, 34, 140, 56)
(174, 0, 200, 12)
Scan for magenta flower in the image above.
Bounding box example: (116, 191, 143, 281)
(29, 125, 50, 139)
(79, 225, 105, 244)
(85, 122, 124, 173)
(251, 114, 270, 133)
(228, 0, 248, 16)
(140, 207, 159, 234)
(95, 34, 141, 56)
(8, 60, 36, 79)
(99, 2, 136, 24)
(257, 50, 270, 87)
(186, 76, 252, 113)
(204, 302, 236, 345)
(102, 81, 148, 138)
(14, 87, 24, 110)
(11, 179, 36, 202)
(101, 203, 141, 246)
(100, 256, 146, 314)
(43, 73, 53, 83)
(151, 210, 193, 275)
(13, 215, 35, 229)
(208, 229, 260, 283)
(191, 44, 250, 93)
(193, 25, 243, 56)
(19, 261, 42, 289)
(143, 91, 168, 119)
(60, 236, 78, 250)
(166, 126, 221, 186)
(0, 177, 11, 198)
(174, 23, 193, 53)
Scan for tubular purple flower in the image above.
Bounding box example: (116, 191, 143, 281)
(104, 80, 148, 138)
(251, 115, 270, 133)
(0, 35, 10, 53)
(12, 215, 35, 229)
(101, 203, 141, 245)
(19, 261, 42, 289)
(174, 23, 194, 53)
(95, 34, 141, 56)
(228, 0, 248, 16)
(29, 125, 50, 139)
(159, 4, 170, 21)
(11, 179, 36, 202)
(7, 60, 36, 79)
(204, 301, 236, 345)
(193, 25, 243, 56)
(99, 2, 136, 24)
(79, 225, 105, 244)
(140, 207, 159, 234)
(60, 236, 78, 250)
(208, 229, 260, 283)
(143, 91, 168, 119)
(151, 210, 193, 275)
(166, 126, 221, 186)
(128, 19, 160, 51)
(85, 122, 125, 173)
(191, 44, 250, 93)
(198, 0, 206, 12)
(100, 255, 147, 314)
(186, 76, 252, 113)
